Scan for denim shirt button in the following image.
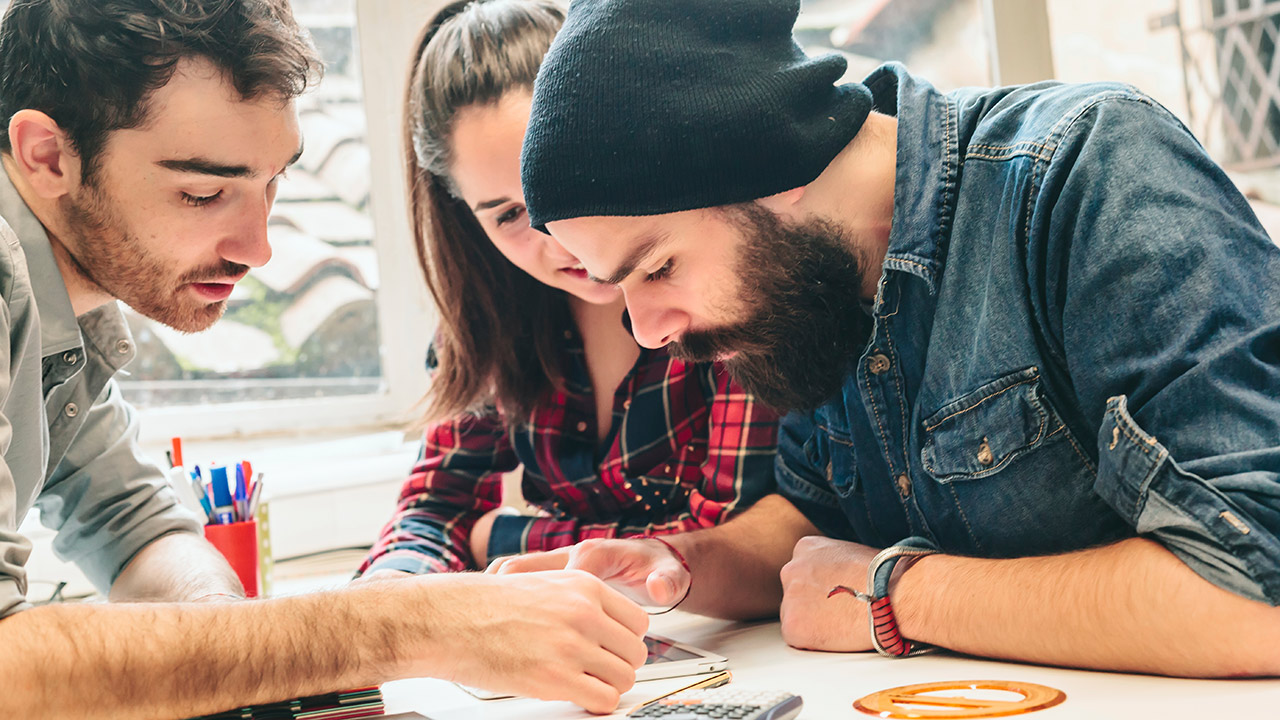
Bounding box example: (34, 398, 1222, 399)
(64, 402, 79, 418)
(868, 354, 891, 375)
(62, 351, 78, 365)
(977, 436, 995, 465)
(895, 473, 912, 497)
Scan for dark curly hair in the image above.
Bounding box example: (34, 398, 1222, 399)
(0, 0, 322, 180)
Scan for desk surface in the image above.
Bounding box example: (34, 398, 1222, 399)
(381, 612, 1280, 719)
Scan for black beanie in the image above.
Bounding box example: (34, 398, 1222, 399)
(521, 0, 873, 230)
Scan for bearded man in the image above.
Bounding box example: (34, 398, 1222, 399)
(495, 0, 1280, 678)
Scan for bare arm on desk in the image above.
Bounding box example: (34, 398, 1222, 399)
(780, 536, 1280, 677)
(110, 532, 245, 602)
(0, 570, 649, 719)
(493, 494, 819, 620)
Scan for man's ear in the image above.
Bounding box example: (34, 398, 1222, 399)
(755, 185, 806, 220)
(7, 109, 79, 199)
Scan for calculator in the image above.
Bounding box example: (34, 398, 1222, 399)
(627, 687, 802, 720)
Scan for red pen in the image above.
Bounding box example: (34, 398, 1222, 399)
(170, 437, 184, 468)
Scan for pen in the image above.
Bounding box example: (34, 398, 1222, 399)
(234, 463, 248, 521)
(170, 437, 184, 468)
(208, 465, 235, 525)
(190, 475, 215, 523)
(626, 670, 732, 715)
(247, 473, 265, 518)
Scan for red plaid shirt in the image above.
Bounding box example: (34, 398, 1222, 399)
(360, 339, 779, 574)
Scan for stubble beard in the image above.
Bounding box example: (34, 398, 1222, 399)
(59, 178, 234, 333)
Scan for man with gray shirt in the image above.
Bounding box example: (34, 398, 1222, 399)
(0, 1, 647, 717)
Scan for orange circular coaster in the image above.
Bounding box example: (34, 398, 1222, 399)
(853, 680, 1067, 719)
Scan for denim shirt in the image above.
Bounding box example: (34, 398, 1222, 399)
(776, 63, 1280, 605)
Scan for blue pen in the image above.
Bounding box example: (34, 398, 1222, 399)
(189, 473, 215, 523)
(234, 463, 248, 521)
(209, 465, 235, 525)
(191, 466, 213, 518)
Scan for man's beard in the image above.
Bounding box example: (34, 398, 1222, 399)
(669, 202, 875, 413)
(60, 179, 245, 333)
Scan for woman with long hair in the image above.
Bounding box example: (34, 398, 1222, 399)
(359, 0, 778, 581)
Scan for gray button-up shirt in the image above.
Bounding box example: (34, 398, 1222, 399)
(0, 172, 201, 618)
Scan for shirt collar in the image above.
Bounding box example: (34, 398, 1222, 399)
(863, 62, 961, 295)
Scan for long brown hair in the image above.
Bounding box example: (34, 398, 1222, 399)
(405, 0, 569, 425)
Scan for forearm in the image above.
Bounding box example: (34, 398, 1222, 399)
(0, 584, 408, 720)
(110, 532, 243, 602)
(675, 494, 817, 620)
(897, 537, 1280, 677)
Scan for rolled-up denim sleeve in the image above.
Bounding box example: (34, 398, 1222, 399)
(35, 380, 202, 593)
(1039, 95, 1280, 603)
(775, 410, 856, 540)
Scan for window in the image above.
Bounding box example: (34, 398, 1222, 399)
(1045, 0, 1280, 228)
(133, 0, 434, 442)
(123, 0, 379, 409)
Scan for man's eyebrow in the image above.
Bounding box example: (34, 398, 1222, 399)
(157, 157, 254, 178)
(156, 143, 305, 180)
(593, 232, 669, 285)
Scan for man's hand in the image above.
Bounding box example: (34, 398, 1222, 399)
(779, 536, 881, 652)
(403, 570, 649, 713)
(489, 538, 690, 608)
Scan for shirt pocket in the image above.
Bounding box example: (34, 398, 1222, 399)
(810, 424, 860, 499)
(920, 366, 1054, 483)
(918, 366, 1130, 556)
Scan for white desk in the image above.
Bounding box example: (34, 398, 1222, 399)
(380, 611, 1280, 719)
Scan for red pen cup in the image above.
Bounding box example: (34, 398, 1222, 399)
(204, 520, 260, 598)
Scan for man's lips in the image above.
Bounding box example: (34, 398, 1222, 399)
(187, 276, 244, 302)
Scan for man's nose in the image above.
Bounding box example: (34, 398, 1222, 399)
(220, 193, 274, 268)
(620, 290, 689, 349)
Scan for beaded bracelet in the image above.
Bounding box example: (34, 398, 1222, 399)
(637, 535, 692, 615)
(827, 536, 940, 658)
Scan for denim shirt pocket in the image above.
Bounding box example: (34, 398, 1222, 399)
(921, 366, 1052, 483)
(917, 366, 1128, 556)
(813, 423, 860, 499)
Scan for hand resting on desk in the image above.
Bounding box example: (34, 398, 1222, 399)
(779, 536, 881, 652)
